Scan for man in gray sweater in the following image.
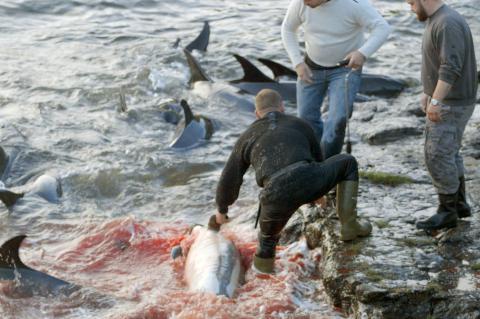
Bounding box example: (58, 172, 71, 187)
(406, 0, 478, 231)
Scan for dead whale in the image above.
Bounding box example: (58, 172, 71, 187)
(171, 221, 243, 298)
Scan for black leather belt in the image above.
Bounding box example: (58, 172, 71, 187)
(305, 55, 346, 70)
(265, 160, 310, 185)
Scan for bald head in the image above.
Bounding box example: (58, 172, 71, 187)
(255, 89, 284, 118)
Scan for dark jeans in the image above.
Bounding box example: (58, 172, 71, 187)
(256, 154, 358, 258)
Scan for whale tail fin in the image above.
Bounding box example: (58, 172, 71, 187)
(185, 21, 210, 53)
(257, 58, 297, 80)
(0, 189, 24, 207)
(183, 49, 212, 85)
(0, 235, 29, 269)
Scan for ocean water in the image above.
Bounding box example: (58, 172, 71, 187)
(0, 0, 478, 318)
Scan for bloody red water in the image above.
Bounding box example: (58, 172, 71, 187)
(0, 218, 345, 319)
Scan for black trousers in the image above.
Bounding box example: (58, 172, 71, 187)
(256, 154, 358, 258)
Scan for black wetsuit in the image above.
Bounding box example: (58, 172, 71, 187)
(216, 112, 358, 258)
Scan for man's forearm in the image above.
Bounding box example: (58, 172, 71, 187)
(432, 80, 453, 102)
(358, 20, 391, 59)
(281, 27, 303, 68)
(281, 0, 303, 68)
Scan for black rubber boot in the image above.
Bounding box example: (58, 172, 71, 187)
(416, 193, 458, 231)
(457, 176, 471, 218)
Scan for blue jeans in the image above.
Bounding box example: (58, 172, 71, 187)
(297, 67, 362, 159)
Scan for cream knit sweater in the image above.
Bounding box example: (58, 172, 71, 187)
(281, 0, 391, 67)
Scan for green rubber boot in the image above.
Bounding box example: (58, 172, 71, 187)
(336, 180, 372, 241)
(252, 255, 275, 274)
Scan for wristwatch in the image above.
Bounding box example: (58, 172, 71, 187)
(430, 98, 441, 106)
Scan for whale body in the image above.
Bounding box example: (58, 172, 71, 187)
(0, 235, 79, 297)
(183, 49, 255, 113)
(0, 174, 62, 207)
(169, 100, 215, 149)
(232, 55, 406, 100)
(173, 225, 243, 298)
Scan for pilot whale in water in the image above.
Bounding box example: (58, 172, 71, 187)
(0, 174, 62, 207)
(0, 235, 79, 297)
(183, 49, 256, 113)
(169, 100, 215, 149)
(172, 218, 243, 298)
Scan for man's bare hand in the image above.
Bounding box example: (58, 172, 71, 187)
(420, 93, 430, 113)
(426, 103, 442, 122)
(345, 51, 366, 70)
(215, 212, 229, 225)
(295, 62, 313, 84)
(314, 196, 327, 209)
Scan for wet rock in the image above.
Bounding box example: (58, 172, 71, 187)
(280, 210, 305, 245)
(432, 292, 480, 319)
(404, 101, 426, 117)
(306, 179, 480, 319)
(359, 117, 423, 145)
(280, 205, 324, 245)
(277, 103, 480, 318)
(359, 112, 375, 122)
(305, 221, 324, 249)
(463, 129, 480, 159)
(414, 250, 444, 271)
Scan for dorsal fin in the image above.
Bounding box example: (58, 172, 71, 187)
(230, 54, 275, 84)
(180, 100, 195, 125)
(0, 235, 29, 269)
(183, 49, 212, 85)
(118, 91, 127, 113)
(172, 38, 181, 49)
(0, 146, 8, 179)
(185, 21, 210, 53)
(0, 189, 24, 207)
(257, 58, 297, 80)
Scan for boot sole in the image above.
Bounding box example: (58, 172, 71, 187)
(417, 220, 457, 231)
(340, 232, 371, 241)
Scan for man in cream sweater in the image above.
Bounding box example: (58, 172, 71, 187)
(282, 0, 391, 159)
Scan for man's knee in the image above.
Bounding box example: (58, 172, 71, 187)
(329, 154, 358, 181)
(334, 117, 347, 135)
(343, 155, 358, 181)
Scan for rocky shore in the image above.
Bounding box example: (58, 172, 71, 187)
(281, 97, 480, 319)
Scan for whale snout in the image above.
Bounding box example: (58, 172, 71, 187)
(30, 175, 62, 203)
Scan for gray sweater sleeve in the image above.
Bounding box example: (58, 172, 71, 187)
(437, 24, 465, 85)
